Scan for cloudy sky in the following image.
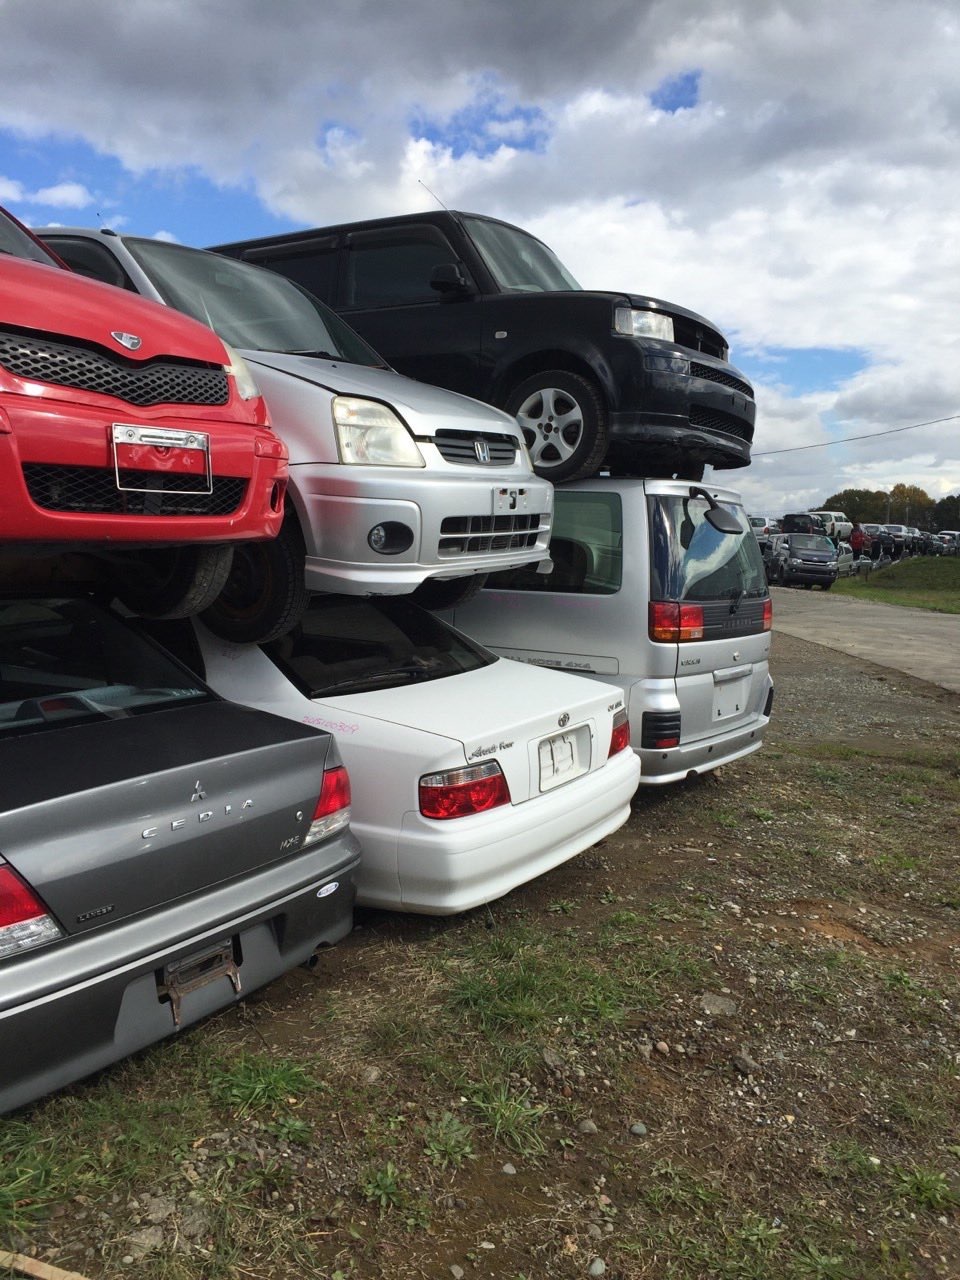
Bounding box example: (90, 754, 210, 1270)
(2, 0, 958, 515)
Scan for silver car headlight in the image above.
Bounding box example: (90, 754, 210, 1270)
(333, 397, 425, 467)
(614, 306, 675, 342)
(222, 343, 261, 401)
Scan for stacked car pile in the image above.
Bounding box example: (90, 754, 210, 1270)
(2, 210, 647, 1112)
(3, 207, 773, 1112)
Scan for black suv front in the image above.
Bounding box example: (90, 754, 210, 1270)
(767, 533, 838, 589)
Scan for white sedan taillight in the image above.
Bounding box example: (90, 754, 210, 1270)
(608, 708, 631, 757)
(419, 762, 511, 820)
(0, 863, 63, 959)
(303, 765, 352, 845)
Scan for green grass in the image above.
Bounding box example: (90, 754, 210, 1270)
(831, 554, 960, 611)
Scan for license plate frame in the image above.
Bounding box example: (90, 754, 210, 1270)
(539, 724, 590, 791)
(492, 485, 528, 514)
(112, 422, 213, 494)
(157, 937, 240, 1027)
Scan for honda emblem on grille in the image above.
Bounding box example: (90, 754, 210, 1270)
(474, 439, 491, 464)
(111, 331, 142, 351)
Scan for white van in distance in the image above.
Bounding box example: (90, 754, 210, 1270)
(445, 477, 774, 785)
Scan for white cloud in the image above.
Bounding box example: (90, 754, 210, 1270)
(0, 0, 957, 514)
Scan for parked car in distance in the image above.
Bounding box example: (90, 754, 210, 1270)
(150, 596, 640, 915)
(209, 209, 757, 484)
(781, 512, 827, 536)
(37, 227, 554, 638)
(0, 594, 359, 1114)
(937, 530, 959, 554)
(765, 532, 838, 588)
(444, 478, 774, 786)
(808, 510, 852, 540)
(915, 530, 943, 555)
(748, 514, 779, 555)
(1, 204, 288, 626)
(882, 524, 912, 557)
(862, 523, 895, 560)
(836, 541, 855, 576)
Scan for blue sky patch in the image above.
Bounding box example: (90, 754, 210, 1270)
(0, 129, 295, 247)
(650, 70, 701, 113)
(412, 93, 548, 159)
(737, 345, 870, 395)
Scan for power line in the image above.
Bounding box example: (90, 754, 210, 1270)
(753, 412, 960, 457)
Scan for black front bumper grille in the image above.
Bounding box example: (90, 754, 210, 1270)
(434, 430, 519, 465)
(439, 512, 543, 556)
(0, 327, 229, 407)
(689, 405, 754, 443)
(690, 362, 754, 399)
(23, 464, 246, 516)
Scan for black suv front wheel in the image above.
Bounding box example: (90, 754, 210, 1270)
(504, 370, 608, 483)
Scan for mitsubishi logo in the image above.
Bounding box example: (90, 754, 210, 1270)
(474, 439, 491, 464)
(111, 331, 143, 351)
(191, 781, 207, 803)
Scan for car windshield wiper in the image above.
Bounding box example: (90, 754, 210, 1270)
(314, 658, 445, 696)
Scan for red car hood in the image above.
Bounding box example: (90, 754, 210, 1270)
(0, 255, 231, 366)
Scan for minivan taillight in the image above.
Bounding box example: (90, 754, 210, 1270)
(762, 598, 773, 631)
(608, 709, 631, 756)
(420, 762, 511, 820)
(648, 601, 704, 643)
(304, 765, 351, 845)
(0, 864, 63, 959)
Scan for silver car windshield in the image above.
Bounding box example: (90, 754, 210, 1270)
(0, 598, 209, 737)
(648, 496, 768, 602)
(122, 237, 385, 364)
(463, 216, 581, 293)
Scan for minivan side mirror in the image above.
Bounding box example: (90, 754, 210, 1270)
(430, 262, 473, 294)
(688, 485, 743, 535)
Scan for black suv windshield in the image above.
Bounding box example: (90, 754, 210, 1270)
(648, 496, 768, 601)
(0, 598, 209, 737)
(463, 216, 581, 293)
(123, 237, 385, 365)
(263, 596, 496, 697)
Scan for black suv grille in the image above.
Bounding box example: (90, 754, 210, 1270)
(689, 405, 754, 443)
(434, 430, 518, 466)
(0, 328, 229, 407)
(690, 362, 753, 400)
(439, 512, 543, 556)
(672, 318, 727, 360)
(23, 464, 246, 517)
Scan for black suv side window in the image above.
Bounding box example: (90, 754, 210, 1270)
(344, 226, 461, 308)
(243, 236, 339, 303)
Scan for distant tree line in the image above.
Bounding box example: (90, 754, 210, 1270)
(818, 485, 960, 529)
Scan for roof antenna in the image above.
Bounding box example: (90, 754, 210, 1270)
(418, 178, 449, 212)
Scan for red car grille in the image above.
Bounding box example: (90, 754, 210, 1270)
(0, 328, 229, 407)
(23, 464, 246, 516)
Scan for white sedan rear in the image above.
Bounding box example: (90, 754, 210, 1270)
(183, 595, 641, 914)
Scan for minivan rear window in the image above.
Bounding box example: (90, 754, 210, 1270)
(648, 495, 767, 602)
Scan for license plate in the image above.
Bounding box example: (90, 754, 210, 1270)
(157, 937, 240, 1027)
(112, 423, 212, 493)
(539, 725, 589, 791)
(493, 486, 528, 514)
(713, 673, 749, 721)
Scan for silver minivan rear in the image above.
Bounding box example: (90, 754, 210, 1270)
(446, 477, 774, 784)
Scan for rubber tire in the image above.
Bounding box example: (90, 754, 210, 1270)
(199, 516, 309, 644)
(411, 574, 488, 610)
(114, 544, 235, 620)
(776, 563, 787, 586)
(822, 581, 833, 590)
(503, 370, 608, 482)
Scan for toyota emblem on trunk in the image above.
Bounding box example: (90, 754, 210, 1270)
(558, 713, 570, 727)
(111, 331, 142, 350)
